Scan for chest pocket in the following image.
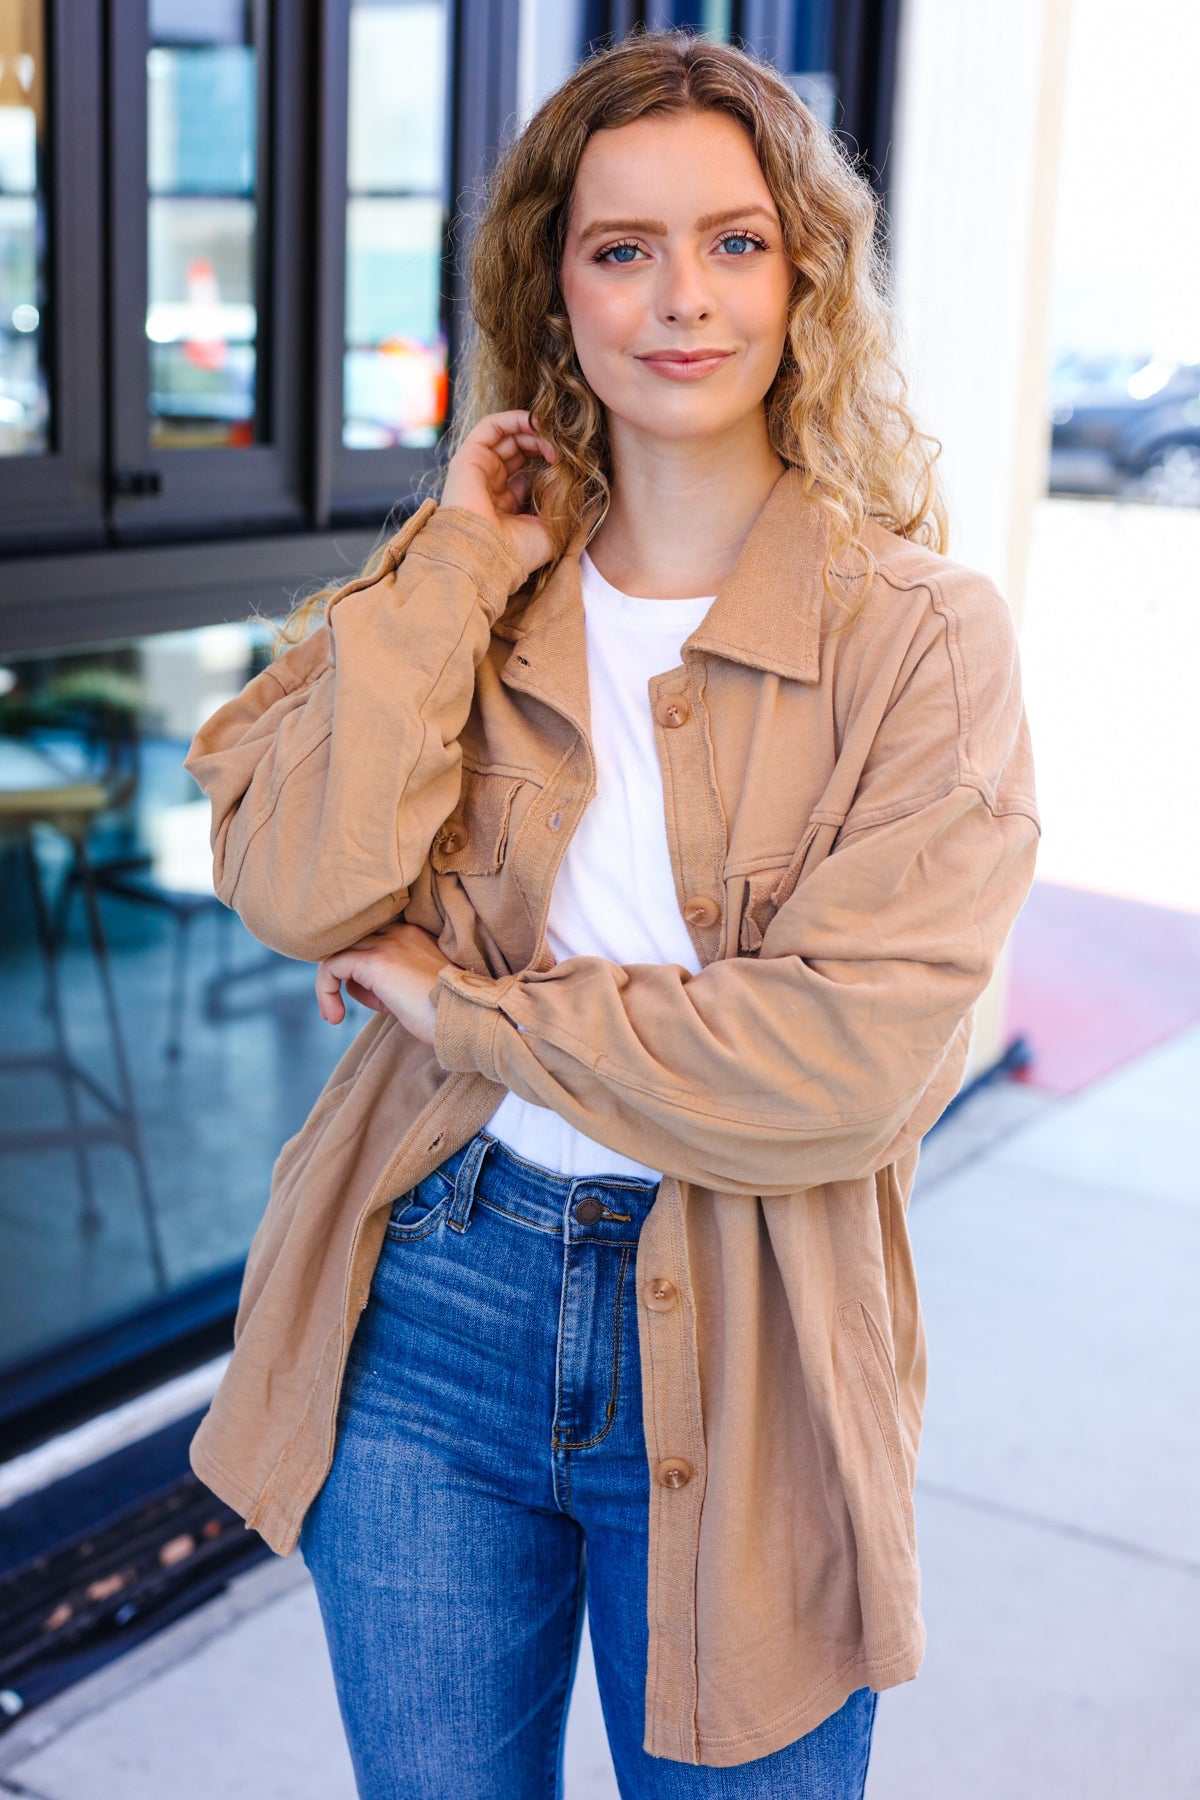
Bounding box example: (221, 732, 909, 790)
(737, 812, 845, 955)
(430, 768, 524, 877)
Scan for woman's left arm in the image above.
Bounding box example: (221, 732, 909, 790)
(430, 786, 1039, 1194)
(430, 571, 1041, 1196)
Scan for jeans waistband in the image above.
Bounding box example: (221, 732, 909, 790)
(436, 1130, 661, 1240)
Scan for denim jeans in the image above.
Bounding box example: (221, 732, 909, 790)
(299, 1129, 879, 1799)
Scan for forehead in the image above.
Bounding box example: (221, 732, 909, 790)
(566, 110, 775, 232)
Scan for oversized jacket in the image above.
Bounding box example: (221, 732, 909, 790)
(182, 464, 1040, 1767)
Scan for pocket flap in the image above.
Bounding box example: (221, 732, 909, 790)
(736, 813, 846, 955)
(430, 769, 523, 877)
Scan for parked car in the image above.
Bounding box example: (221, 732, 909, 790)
(1048, 351, 1200, 505)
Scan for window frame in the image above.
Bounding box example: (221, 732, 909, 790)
(0, 0, 106, 554)
(105, 0, 311, 543)
(315, 0, 522, 528)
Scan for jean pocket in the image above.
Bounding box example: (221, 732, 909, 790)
(385, 1169, 454, 1241)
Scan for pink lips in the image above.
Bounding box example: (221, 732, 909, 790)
(635, 350, 734, 381)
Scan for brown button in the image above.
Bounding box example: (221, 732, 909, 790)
(656, 1457, 693, 1489)
(654, 692, 690, 729)
(643, 1277, 677, 1312)
(574, 1196, 604, 1224)
(681, 894, 720, 929)
(458, 971, 491, 988)
(436, 823, 467, 854)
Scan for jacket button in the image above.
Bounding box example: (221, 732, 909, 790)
(573, 1196, 604, 1224)
(436, 823, 467, 854)
(654, 692, 690, 729)
(458, 971, 491, 988)
(682, 894, 720, 928)
(643, 1277, 677, 1311)
(656, 1457, 693, 1489)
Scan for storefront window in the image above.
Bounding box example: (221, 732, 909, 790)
(343, 0, 449, 450)
(0, 0, 50, 456)
(0, 623, 362, 1376)
(146, 0, 264, 450)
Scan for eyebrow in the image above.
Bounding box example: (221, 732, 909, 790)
(576, 204, 777, 246)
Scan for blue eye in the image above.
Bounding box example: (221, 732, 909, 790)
(720, 232, 767, 256)
(597, 240, 641, 264)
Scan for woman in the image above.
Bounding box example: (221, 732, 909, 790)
(183, 27, 1039, 1799)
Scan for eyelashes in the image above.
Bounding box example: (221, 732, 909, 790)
(719, 232, 773, 257)
(595, 240, 644, 264)
(592, 230, 771, 265)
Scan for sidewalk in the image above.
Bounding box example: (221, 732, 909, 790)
(0, 1022, 1195, 1800)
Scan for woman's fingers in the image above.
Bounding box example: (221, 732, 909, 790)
(345, 976, 387, 1012)
(314, 956, 350, 1022)
(314, 944, 380, 1021)
(484, 434, 553, 485)
(469, 411, 557, 467)
(440, 409, 557, 576)
(470, 407, 549, 443)
(315, 923, 435, 1025)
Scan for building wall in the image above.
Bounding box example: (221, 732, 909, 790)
(890, 0, 1071, 1075)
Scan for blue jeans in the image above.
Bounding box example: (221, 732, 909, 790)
(299, 1129, 878, 1798)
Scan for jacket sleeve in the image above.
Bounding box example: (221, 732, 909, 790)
(431, 571, 1041, 1195)
(181, 501, 528, 963)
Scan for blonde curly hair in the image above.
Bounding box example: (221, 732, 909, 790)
(268, 25, 946, 653)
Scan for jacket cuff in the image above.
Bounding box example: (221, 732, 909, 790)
(432, 967, 522, 1078)
(403, 504, 530, 622)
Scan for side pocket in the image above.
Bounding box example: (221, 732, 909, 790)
(837, 1298, 917, 1558)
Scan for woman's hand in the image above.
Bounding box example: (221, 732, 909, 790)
(315, 920, 453, 1047)
(440, 408, 559, 578)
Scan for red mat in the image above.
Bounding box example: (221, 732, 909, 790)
(1002, 880, 1200, 1096)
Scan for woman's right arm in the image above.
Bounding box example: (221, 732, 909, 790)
(182, 410, 557, 964)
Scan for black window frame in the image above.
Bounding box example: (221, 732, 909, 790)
(313, 0, 523, 528)
(0, 0, 523, 589)
(106, 0, 311, 543)
(0, 0, 106, 555)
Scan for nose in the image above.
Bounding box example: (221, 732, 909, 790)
(658, 249, 713, 326)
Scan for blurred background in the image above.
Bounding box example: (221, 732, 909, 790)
(0, 2, 1195, 1796)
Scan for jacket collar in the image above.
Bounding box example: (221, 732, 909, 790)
(495, 464, 831, 687)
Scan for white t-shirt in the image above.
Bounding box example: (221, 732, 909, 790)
(481, 550, 717, 1181)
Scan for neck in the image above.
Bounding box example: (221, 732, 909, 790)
(585, 407, 786, 599)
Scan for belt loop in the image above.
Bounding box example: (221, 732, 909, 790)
(447, 1130, 493, 1232)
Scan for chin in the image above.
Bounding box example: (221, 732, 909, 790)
(613, 406, 754, 444)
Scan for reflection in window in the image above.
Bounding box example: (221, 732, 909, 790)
(0, 625, 366, 1376)
(147, 0, 263, 449)
(0, 0, 49, 456)
(344, 1, 449, 450)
